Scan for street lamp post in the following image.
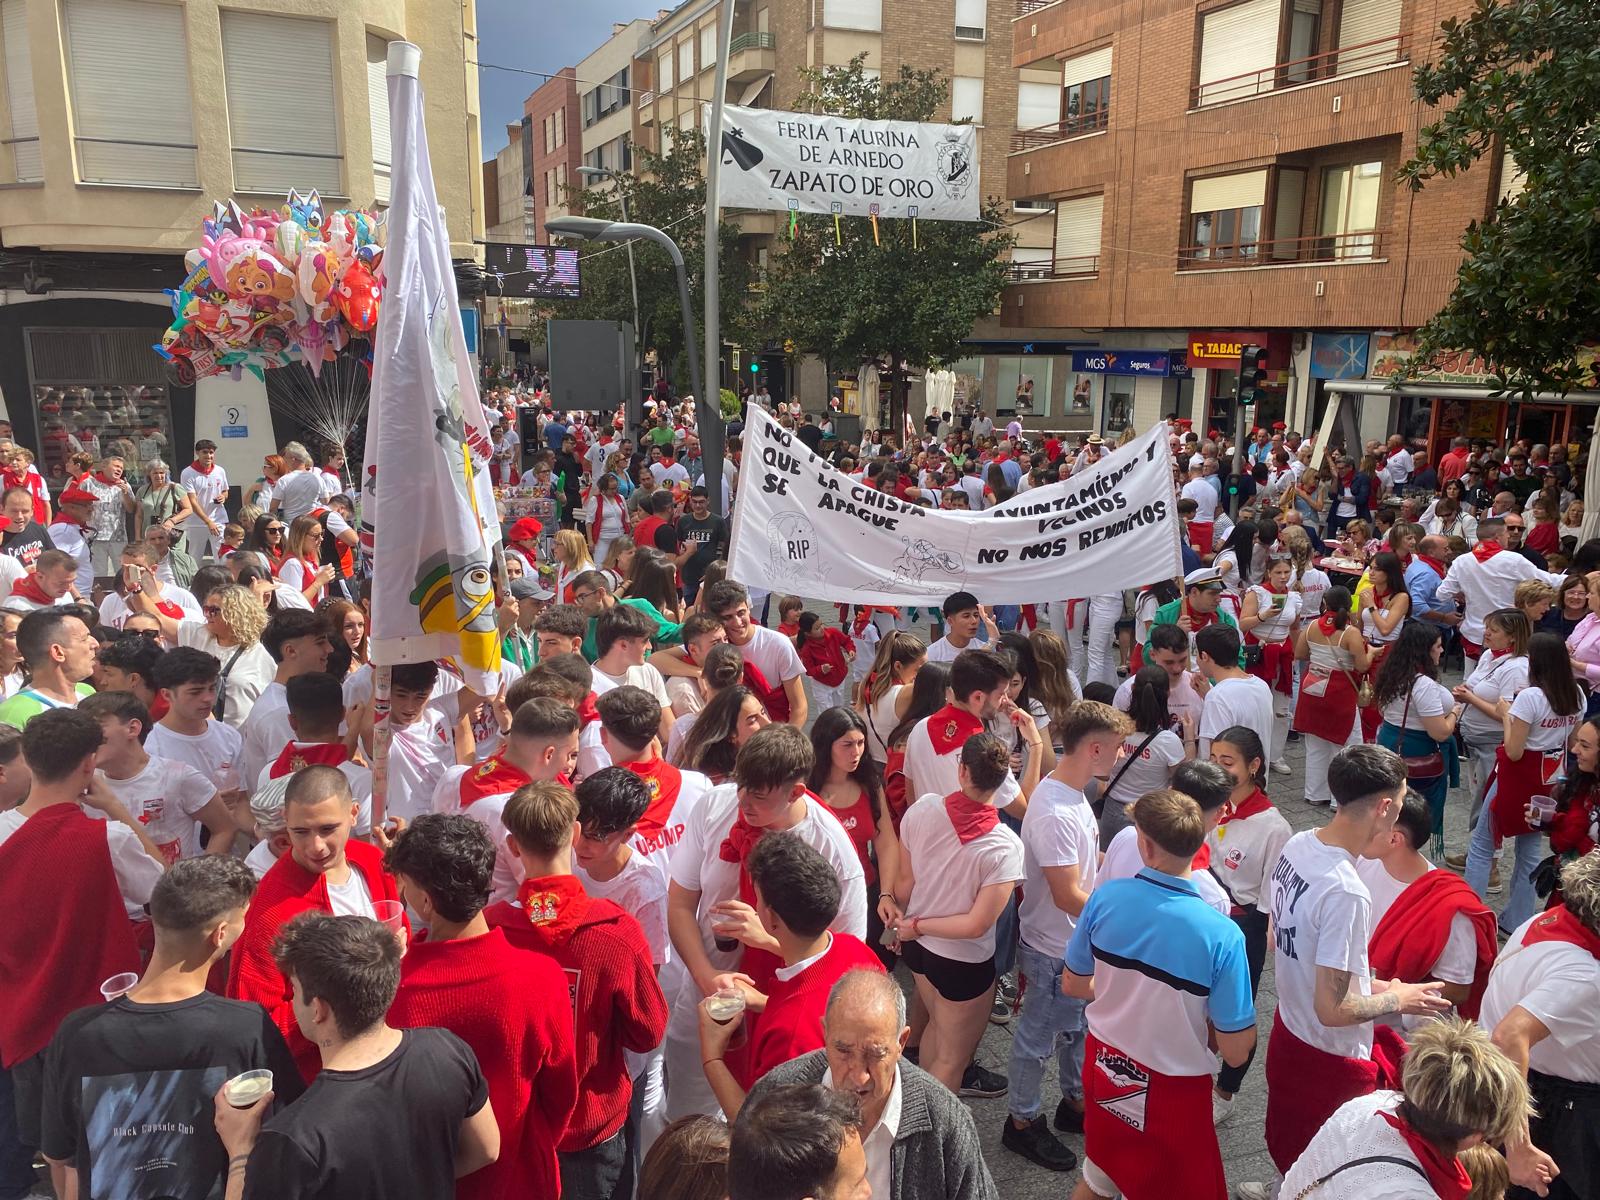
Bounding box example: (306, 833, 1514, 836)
(545, 216, 724, 515)
(575, 165, 643, 424)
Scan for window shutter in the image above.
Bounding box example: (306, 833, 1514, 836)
(1061, 45, 1112, 88)
(700, 23, 716, 66)
(1499, 147, 1526, 204)
(678, 39, 694, 82)
(1197, 0, 1279, 104)
(221, 11, 341, 194)
(1017, 81, 1060, 129)
(62, 0, 196, 186)
(1, 0, 40, 181)
(367, 34, 391, 204)
(1053, 194, 1103, 269)
(824, 0, 882, 32)
(1336, 0, 1401, 71)
(657, 50, 674, 93)
(954, 0, 985, 37)
(952, 77, 983, 124)
(1190, 169, 1268, 212)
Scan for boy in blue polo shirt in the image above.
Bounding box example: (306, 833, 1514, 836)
(1064, 788, 1256, 1200)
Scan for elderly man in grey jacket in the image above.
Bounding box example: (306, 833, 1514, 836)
(744, 968, 998, 1200)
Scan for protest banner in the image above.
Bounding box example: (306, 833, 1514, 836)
(710, 104, 980, 222)
(727, 407, 1181, 606)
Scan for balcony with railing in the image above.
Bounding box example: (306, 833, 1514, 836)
(1191, 33, 1408, 108)
(1009, 106, 1109, 153)
(636, 89, 656, 108)
(726, 30, 777, 84)
(1008, 253, 1099, 281)
(1015, 0, 1059, 15)
(1177, 228, 1387, 270)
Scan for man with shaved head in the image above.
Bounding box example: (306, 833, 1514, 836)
(743, 969, 997, 1200)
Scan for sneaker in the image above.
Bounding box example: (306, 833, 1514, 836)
(1306, 795, 1330, 806)
(1234, 1185, 1276, 1200)
(1001, 1116, 1079, 1171)
(1212, 1091, 1236, 1125)
(1445, 852, 1467, 872)
(1287, 730, 1302, 742)
(1053, 1096, 1085, 1134)
(996, 972, 1019, 1004)
(990, 990, 1013, 1025)
(1270, 759, 1292, 776)
(959, 1062, 1008, 1098)
(1489, 862, 1503, 893)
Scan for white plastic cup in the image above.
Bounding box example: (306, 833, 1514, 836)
(224, 1069, 273, 1109)
(100, 972, 139, 1002)
(706, 988, 747, 1025)
(372, 900, 405, 934)
(1529, 794, 1557, 826)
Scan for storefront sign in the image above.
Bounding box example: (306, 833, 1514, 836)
(1367, 332, 1496, 384)
(729, 406, 1179, 606)
(1168, 349, 1192, 379)
(1186, 331, 1269, 367)
(1070, 350, 1172, 377)
(1309, 333, 1370, 379)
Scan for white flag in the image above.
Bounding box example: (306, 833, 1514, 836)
(361, 41, 501, 692)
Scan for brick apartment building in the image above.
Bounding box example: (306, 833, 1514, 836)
(527, 68, 583, 240)
(1000, 0, 1556, 455)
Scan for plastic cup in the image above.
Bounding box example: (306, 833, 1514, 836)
(372, 901, 405, 934)
(1529, 794, 1557, 826)
(706, 988, 747, 1025)
(99, 972, 139, 1002)
(710, 914, 739, 953)
(224, 1069, 273, 1109)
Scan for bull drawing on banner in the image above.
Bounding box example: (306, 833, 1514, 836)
(769, 511, 829, 589)
(891, 536, 963, 588)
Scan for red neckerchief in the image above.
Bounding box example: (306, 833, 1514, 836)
(944, 789, 999, 844)
(189, 459, 214, 476)
(1418, 554, 1447, 578)
(1262, 581, 1285, 595)
(719, 811, 767, 908)
(458, 755, 532, 808)
(2, 469, 25, 492)
(1220, 788, 1273, 824)
(1376, 1110, 1470, 1200)
(626, 756, 682, 838)
(577, 691, 599, 727)
(1523, 903, 1600, 959)
(1471, 539, 1503, 563)
(93, 472, 119, 487)
(927, 704, 984, 755)
(1192, 843, 1212, 870)
(153, 599, 184, 621)
(269, 741, 351, 779)
(1315, 611, 1342, 637)
(1372, 587, 1392, 608)
(9, 575, 55, 606)
(514, 874, 593, 946)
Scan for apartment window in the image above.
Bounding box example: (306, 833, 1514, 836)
(700, 22, 717, 66)
(1187, 169, 1266, 260)
(1013, 198, 1054, 213)
(1283, 0, 1321, 84)
(1499, 146, 1526, 205)
(1061, 46, 1112, 133)
(951, 77, 983, 125)
(554, 108, 565, 148)
(221, 11, 341, 194)
(1009, 246, 1053, 279)
(678, 39, 694, 82)
(1336, 0, 1402, 72)
(1053, 193, 1103, 274)
(954, 0, 985, 40)
(657, 50, 674, 92)
(1017, 81, 1059, 130)
(757, 7, 769, 33)
(825, 0, 882, 32)
(1195, 0, 1278, 106)
(366, 33, 391, 204)
(1317, 159, 1382, 257)
(62, 0, 197, 187)
(583, 89, 598, 126)
(1, 0, 42, 182)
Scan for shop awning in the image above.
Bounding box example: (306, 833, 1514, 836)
(1322, 378, 1600, 406)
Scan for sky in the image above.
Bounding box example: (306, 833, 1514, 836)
(477, 0, 667, 156)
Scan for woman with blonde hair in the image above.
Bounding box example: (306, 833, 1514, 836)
(552, 528, 594, 604)
(598, 534, 636, 592)
(858, 631, 927, 766)
(1335, 517, 1375, 564)
(131, 581, 275, 725)
(1027, 628, 1082, 752)
(1280, 525, 1331, 612)
(276, 514, 336, 604)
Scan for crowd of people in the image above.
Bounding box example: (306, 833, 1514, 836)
(0, 381, 1596, 1200)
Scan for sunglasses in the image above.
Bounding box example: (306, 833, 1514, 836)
(266, 527, 285, 534)
(202, 605, 223, 617)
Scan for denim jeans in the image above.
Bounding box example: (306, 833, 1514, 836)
(1006, 940, 1087, 1120)
(0, 1065, 35, 1200)
(559, 1126, 631, 1200)
(1464, 777, 1545, 932)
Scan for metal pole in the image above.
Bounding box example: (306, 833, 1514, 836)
(700, 0, 737, 516)
(618, 189, 642, 409)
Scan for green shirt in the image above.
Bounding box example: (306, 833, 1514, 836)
(648, 426, 676, 449)
(581, 597, 683, 663)
(1146, 599, 1243, 665)
(0, 682, 95, 730)
(502, 628, 538, 672)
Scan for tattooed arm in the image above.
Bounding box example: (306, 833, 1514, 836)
(1313, 967, 1451, 1027)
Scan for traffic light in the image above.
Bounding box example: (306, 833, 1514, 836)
(1227, 472, 1246, 497)
(1237, 344, 1268, 407)
(749, 361, 760, 375)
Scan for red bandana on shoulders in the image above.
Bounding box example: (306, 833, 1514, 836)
(515, 874, 592, 946)
(1523, 903, 1600, 960)
(944, 790, 999, 844)
(926, 704, 984, 755)
(1220, 788, 1273, 825)
(1315, 611, 1342, 637)
(9, 575, 55, 606)
(1417, 554, 1447, 578)
(268, 741, 350, 779)
(1376, 1110, 1470, 1200)
(627, 756, 682, 838)
(1471, 539, 1503, 563)
(189, 459, 215, 476)
(577, 691, 600, 727)
(458, 755, 532, 808)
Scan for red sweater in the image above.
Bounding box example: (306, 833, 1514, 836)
(484, 890, 667, 1152)
(389, 928, 579, 1200)
(799, 628, 853, 688)
(225, 839, 401, 1081)
(734, 933, 884, 1088)
(0, 803, 141, 1066)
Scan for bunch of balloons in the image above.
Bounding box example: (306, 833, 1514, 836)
(153, 189, 386, 385)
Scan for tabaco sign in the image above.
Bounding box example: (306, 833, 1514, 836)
(1186, 331, 1269, 367)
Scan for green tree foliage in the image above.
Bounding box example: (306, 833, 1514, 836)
(1398, 0, 1600, 394)
(758, 58, 1014, 424)
(546, 125, 756, 392)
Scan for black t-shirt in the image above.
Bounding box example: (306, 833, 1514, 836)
(243, 1028, 487, 1200)
(41, 991, 304, 1200)
(796, 424, 825, 453)
(676, 513, 728, 583)
(1, 521, 54, 568)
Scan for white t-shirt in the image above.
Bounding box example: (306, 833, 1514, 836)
(343, 662, 464, 726)
(1480, 912, 1600, 1084)
(730, 625, 805, 687)
(899, 791, 1023, 963)
(1384, 447, 1413, 485)
(1208, 804, 1293, 914)
(145, 720, 243, 787)
(649, 461, 690, 487)
(386, 711, 457, 822)
(580, 850, 670, 967)
(180, 464, 229, 525)
(1458, 652, 1528, 741)
(575, 719, 609, 782)
(1269, 830, 1374, 1058)
(592, 661, 671, 709)
(923, 635, 980, 664)
(1114, 671, 1203, 733)
(1199, 675, 1275, 750)
(238, 681, 290, 789)
(100, 585, 201, 632)
(1379, 675, 1452, 732)
(1099, 824, 1231, 914)
(903, 717, 1021, 811)
(95, 755, 216, 864)
(430, 766, 526, 904)
(326, 867, 375, 918)
(666, 674, 705, 719)
(245, 838, 278, 880)
(0, 806, 163, 920)
(48, 522, 93, 594)
(252, 752, 373, 836)
(1354, 857, 1477, 1019)
(176, 623, 275, 727)
(1103, 728, 1185, 808)
(1182, 477, 1219, 520)
(273, 469, 324, 524)
(1017, 777, 1099, 959)
(1509, 685, 1583, 753)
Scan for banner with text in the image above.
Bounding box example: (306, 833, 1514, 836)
(711, 104, 980, 222)
(728, 408, 1181, 607)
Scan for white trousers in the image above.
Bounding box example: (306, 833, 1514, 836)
(662, 977, 721, 1122)
(1304, 713, 1362, 805)
(1085, 593, 1124, 688)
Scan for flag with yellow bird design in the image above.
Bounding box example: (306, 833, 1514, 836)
(362, 41, 501, 693)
